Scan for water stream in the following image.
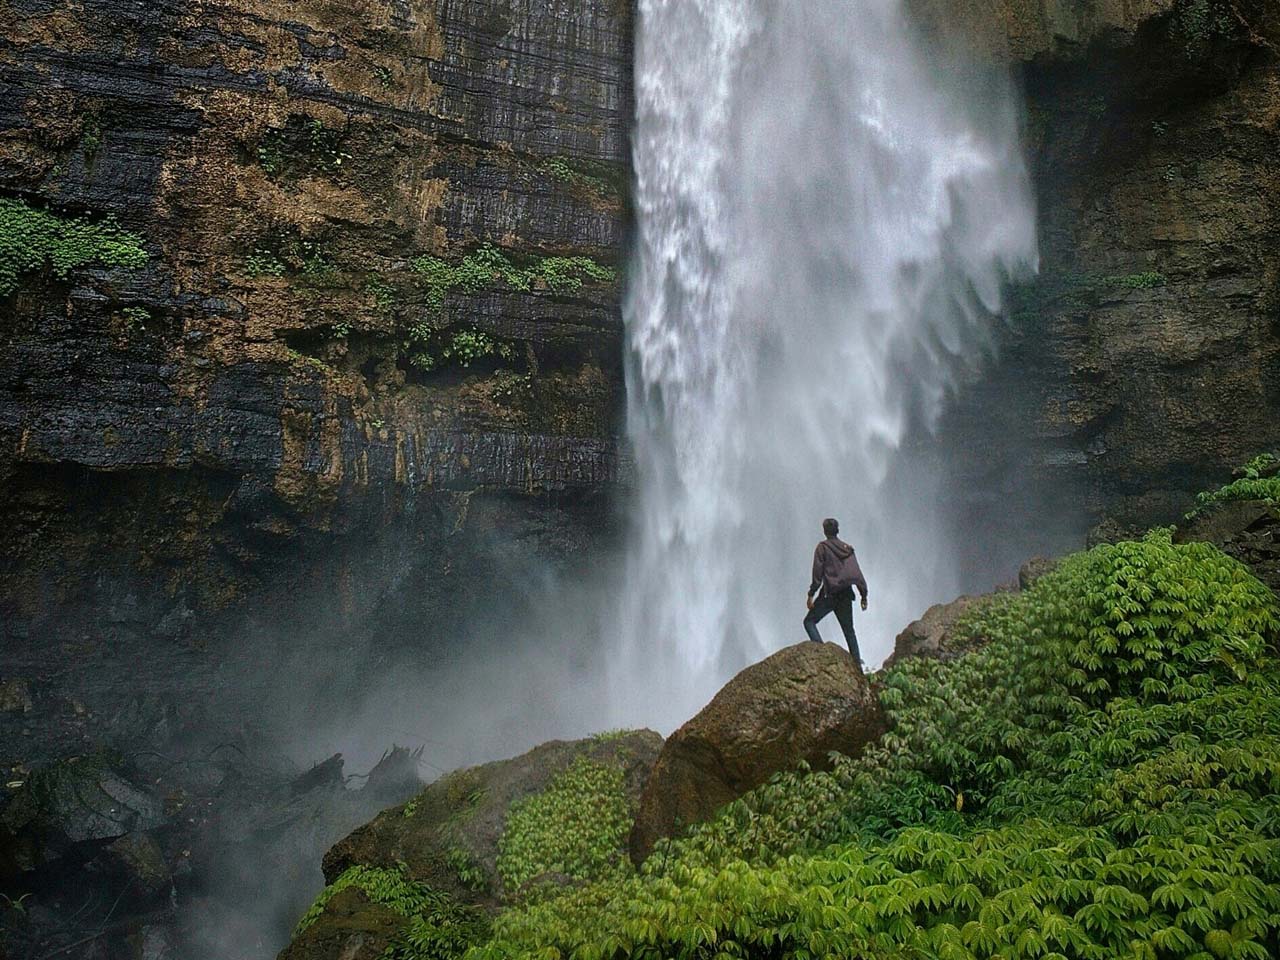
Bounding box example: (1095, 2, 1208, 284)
(611, 0, 1039, 728)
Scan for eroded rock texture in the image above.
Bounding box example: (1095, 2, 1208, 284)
(938, 0, 1280, 570)
(0, 0, 631, 752)
(1, 3, 630, 954)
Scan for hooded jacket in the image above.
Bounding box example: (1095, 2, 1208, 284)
(808, 536, 868, 601)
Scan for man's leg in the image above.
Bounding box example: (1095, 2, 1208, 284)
(803, 594, 834, 643)
(832, 589, 861, 664)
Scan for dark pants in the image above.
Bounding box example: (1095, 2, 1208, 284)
(804, 587, 860, 662)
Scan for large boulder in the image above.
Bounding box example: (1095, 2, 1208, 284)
(628, 642, 885, 866)
(281, 730, 663, 960)
(882, 596, 979, 670)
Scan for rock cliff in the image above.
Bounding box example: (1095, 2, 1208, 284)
(0, 0, 632, 755)
(936, 0, 1280, 572)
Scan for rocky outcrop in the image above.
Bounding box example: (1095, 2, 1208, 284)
(1177, 499, 1280, 594)
(0, 0, 632, 748)
(935, 0, 1280, 570)
(282, 730, 662, 960)
(628, 643, 885, 866)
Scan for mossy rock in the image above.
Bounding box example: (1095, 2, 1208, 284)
(283, 730, 662, 959)
(279, 887, 407, 960)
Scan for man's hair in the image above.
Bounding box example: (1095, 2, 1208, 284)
(823, 517, 839, 537)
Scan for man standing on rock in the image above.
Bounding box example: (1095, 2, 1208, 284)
(804, 518, 869, 667)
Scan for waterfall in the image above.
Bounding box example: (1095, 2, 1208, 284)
(610, 0, 1039, 728)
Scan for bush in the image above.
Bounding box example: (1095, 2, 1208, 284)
(1187, 454, 1280, 519)
(465, 532, 1280, 960)
(497, 756, 633, 896)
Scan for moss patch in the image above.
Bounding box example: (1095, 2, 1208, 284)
(496, 756, 631, 895)
(293, 864, 487, 959)
(410, 243, 616, 309)
(0, 197, 147, 295)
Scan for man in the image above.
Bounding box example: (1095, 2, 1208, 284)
(804, 517, 868, 666)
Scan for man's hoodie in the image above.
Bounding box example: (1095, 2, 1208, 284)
(809, 536, 868, 600)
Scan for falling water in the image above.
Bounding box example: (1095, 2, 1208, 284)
(611, 0, 1039, 728)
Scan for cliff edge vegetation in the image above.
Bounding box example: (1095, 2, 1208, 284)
(280, 458, 1280, 960)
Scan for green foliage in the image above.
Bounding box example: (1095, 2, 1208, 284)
(403, 325, 514, 374)
(258, 116, 350, 177)
(540, 157, 617, 198)
(1102, 271, 1166, 290)
(367, 274, 396, 313)
(497, 757, 633, 895)
(119, 306, 150, 331)
(295, 863, 488, 960)
(244, 237, 337, 284)
(404, 798, 421, 819)
(1187, 453, 1280, 519)
(409, 243, 616, 310)
(468, 532, 1280, 959)
(81, 114, 102, 159)
(446, 847, 489, 893)
(0, 197, 148, 296)
(491, 370, 532, 404)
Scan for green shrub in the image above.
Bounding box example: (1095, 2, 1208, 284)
(467, 532, 1280, 960)
(410, 244, 616, 310)
(1187, 454, 1280, 519)
(294, 863, 487, 960)
(0, 197, 147, 295)
(497, 756, 633, 895)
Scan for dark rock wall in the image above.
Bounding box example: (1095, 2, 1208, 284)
(0, 0, 632, 759)
(937, 1, 1280, 572)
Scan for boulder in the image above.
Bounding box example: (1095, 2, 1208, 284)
(628, 642, 885, 865)
(1177, 500, 1280, 596)
(882, 596, 978, 670)
(282, 730, 663, 960)
(1018, 556, 1060, 591)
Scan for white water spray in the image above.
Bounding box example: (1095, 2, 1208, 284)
(612, 0, 1038, 728)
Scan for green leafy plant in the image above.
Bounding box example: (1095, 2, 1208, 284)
(446, 847, 489, 893)
(466, 531, 1280, 960)
(409, 243, 616, 311)
(257, 117, 351, 178)
(1187, 453, 1280, 518)
(0, 197, 148, 295)
(294, 863, 488, 959)
(540, 157, 617, 198)
(496, 756, 633, 895)
(403, 326, 514, 374)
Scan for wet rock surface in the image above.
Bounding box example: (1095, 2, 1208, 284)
(282, 730, 662, 960)
(0, 744, 422, 960)
(628, 642, 886, 866)
(1177, 499, 1280, 595)
(938, 1, 1280, 573)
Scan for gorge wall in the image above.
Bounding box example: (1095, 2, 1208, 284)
(0, 0, 632, 762)
(934, 0, 1280, 570)
(0, 0, 1276, 754)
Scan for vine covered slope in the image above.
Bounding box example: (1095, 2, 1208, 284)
(313, 518, 1280, 959)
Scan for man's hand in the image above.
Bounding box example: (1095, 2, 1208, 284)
(806, 594, 814, 611)
(860, 597, 868, 611)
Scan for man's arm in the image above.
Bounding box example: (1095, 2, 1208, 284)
(851, 552, 869, 604)
(808, 544, 824, 598)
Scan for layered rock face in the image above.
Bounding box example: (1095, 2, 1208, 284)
(0, 0, 631, 755)
(934, 0, 1280, 571)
